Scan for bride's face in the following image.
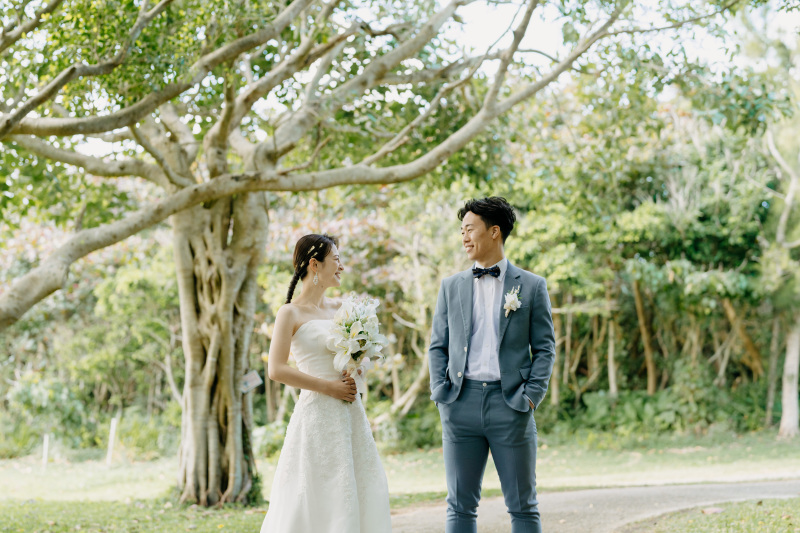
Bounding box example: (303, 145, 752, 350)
(312, 245, 344, 288)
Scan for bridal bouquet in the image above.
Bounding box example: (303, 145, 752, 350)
(327, 294, 389, 394)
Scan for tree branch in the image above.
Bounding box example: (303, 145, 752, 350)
(226, 7, 353, 141)
(484, 0, 540, 109)
(766, 130, 799, 247)
(376, 53, 500, 86)
(204, 76, 237, 178)
(277, 136, 330, 174)
(130, 126, 194, 188)
(360, 51, 486, 166)
(0, 0, 175, 139)
(516, 48, 596, 74)
(0, 0, 63, 55)
(3, 0, 315, 138)
(497, 5, 624, 115)
(254, 0, 476, 163)
(304, 38, 349, 103)
(85, 130, 135, 143)
(6, 134, 170, 187)
(159, 103, 200, 164)
(607, 0, 740, 36)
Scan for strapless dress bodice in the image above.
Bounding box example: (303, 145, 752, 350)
(291, 319, 339, 381)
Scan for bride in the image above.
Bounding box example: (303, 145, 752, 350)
(260, 233, 392, 533)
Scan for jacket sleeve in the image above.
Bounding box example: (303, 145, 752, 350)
(525, 277, 556, 408)
(428, 281, 450, 397)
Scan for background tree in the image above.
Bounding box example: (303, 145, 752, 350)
(0, 0, 774, 504)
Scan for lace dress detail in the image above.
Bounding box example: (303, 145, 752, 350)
(260, 319, 392, 533)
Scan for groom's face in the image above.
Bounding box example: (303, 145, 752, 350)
(461, 211, 499, 264)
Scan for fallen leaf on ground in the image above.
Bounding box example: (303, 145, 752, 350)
(701, 507, 724, 514)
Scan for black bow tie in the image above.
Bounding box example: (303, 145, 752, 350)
(472, 266, 501, 279)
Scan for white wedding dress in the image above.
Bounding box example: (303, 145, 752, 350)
(260, 319, 392, 533)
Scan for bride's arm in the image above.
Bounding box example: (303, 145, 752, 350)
(267, 306, 357, 402)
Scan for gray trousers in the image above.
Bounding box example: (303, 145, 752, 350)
(438, 379, 540, 533)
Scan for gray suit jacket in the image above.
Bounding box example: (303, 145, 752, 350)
(428, 262, 556, 412)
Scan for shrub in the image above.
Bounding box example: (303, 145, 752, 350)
(5, 373, 98, 451)
(252, 421, 288, 458)
(116, 406, 180, 460)
(0, 411, 38, 458)
(373, 399, 443, 452)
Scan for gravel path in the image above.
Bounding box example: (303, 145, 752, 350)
(391, 479, 800, 533)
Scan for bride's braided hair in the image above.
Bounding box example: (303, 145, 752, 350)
(285, 233, 339, 304)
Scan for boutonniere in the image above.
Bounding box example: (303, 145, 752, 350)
(504, 286, 522, 317)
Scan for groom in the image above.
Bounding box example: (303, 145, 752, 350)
(429, 197, 555, 533)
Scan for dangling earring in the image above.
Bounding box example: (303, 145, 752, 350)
(313, 272, 319, 286)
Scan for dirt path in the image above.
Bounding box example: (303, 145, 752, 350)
(391, 479, 800, 532)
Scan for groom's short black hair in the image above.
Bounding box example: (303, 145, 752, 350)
(458, 197, 516, 243)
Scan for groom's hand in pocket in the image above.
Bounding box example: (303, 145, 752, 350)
(328, 373, 357, 402)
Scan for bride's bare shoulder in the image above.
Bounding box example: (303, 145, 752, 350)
(275, 303, 302, 325)
(277, 304, 312, 338)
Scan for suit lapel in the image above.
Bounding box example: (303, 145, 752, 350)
(458, 270, 473, 343)
(498, 262, 522, 347)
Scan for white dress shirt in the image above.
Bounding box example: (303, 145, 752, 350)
(464, 258, 507, 381)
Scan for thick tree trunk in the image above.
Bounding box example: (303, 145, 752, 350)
(562, 292, 573, 386)
(765, 316, 781, 427)
(687, 317, 701, 367)
(390, 321, 403, 404)
(588, 316, 598, 377)
(608, 318, 618, 399)
(173, 191, 268, 505)
(632, 279, 656, 395)
(550, 310, 562, 406)
(721, 298, 764, 378)
(778, 314, 800, 439)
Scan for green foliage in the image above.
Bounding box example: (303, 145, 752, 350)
(0, 230, 184, 457)
(5, 374, 98, 450)
(0, 410, 39, 458)
(60, 241, 183, 412)
(251, 421, 288, 458)
(373, 400, 443, 452)
(562, 359, 769, 437)
(116, 407, 181, 461)
(677, 68, 794, 135)
(0, 143, 142, 231)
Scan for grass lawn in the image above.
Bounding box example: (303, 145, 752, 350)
(2, 431, 799, 501)
(620, 497, 800, 533)
(0, 499, 266, 533)
(1, 431, 798, 531)
(535, 430, 800, 489)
